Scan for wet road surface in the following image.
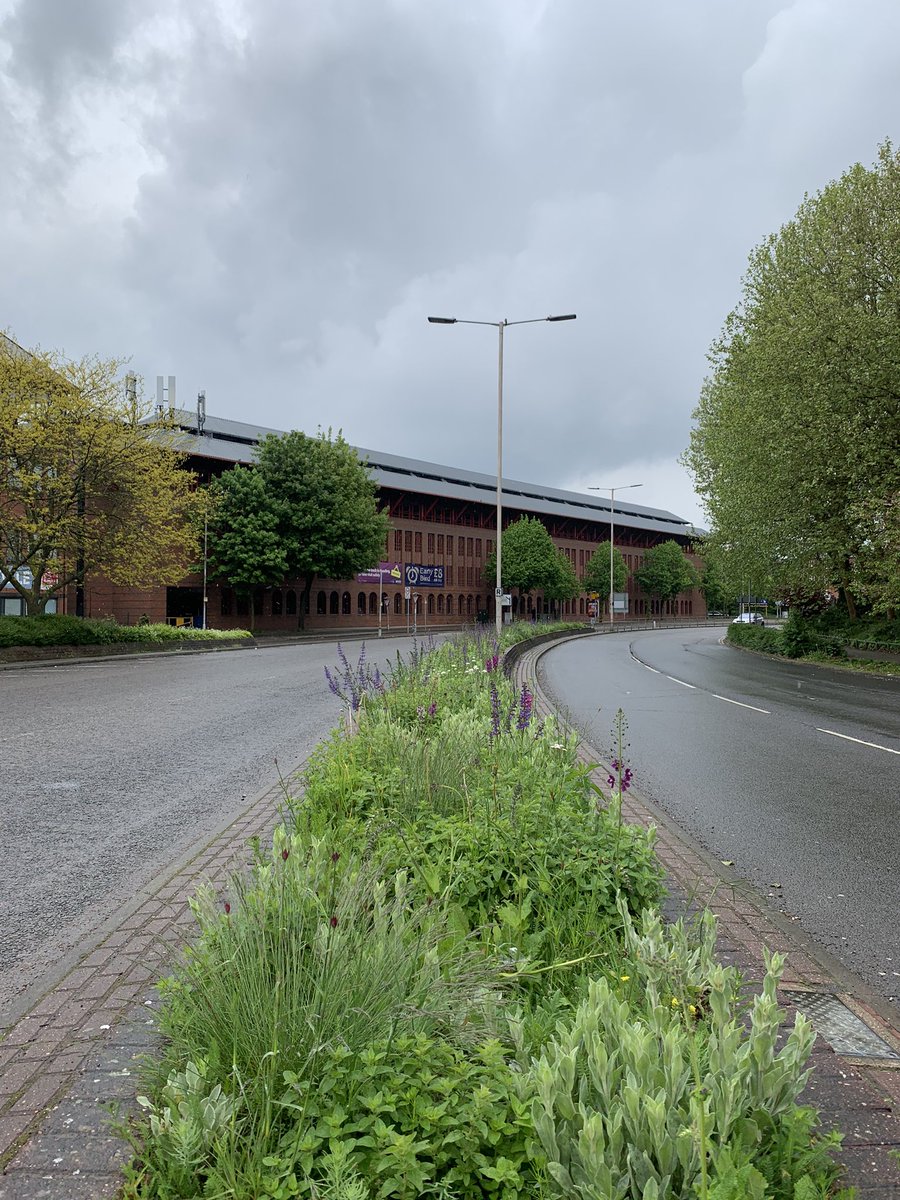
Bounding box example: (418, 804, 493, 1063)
(0, 638, 421, 1022)
(539, 627, 900, 1010)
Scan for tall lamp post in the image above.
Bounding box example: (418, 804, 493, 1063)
(588, 483, 642, 629)
(428, 313, 576, 637)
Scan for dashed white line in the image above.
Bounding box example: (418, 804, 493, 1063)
(712, 694, 771, 714)
(665, 675, 696, 688)
(817, 728, 900, 755)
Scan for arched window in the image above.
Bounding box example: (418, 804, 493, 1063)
(317, 591, 326, 614)
(253, 588, 264, 615)
(369, 592, 378, 614)
(476, 595, 482, 615)
(459, 595, 465, 617)
(286, 589, 297, 615)
(330, 591, 339, 614)
(437, 594, 444, 614)
(579, 597, 585, 614)
(357, 591, 367, 615)
(220, 588, 232, 616)
(446, 595, 453, 616)
(272, 590, 283, 616)
(236, 593, 249, 616)
(427, 594, 434, 614)
(394, 593, 402, 615)
(302, 592, 310, 615)
(466, 595, 473, 616)
(342, 591, 351, 615)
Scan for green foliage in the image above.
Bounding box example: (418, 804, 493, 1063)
(685, 140, 900, 618)
(526, 936, 841, 1200)
(0, 614, 250, 647)
(206, 468, 288, 622)
(258, 429, 390, 626)
(0, 338, 201, 615)
(582, 542, 628, 614)
(726, 623, 785, 655)
(269, 1033, 538, 1199)
(486, 517, 577, 599)
(634, 540, 699, 605)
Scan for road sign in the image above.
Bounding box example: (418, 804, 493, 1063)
(501, 594, 512, 607)
(404, 586, 411, 599)
(495, 586, 503, 597)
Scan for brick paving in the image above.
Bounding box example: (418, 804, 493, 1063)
(0, 630, 897, 1197)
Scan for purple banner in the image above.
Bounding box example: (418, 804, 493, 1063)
(356, 561, 402, 585)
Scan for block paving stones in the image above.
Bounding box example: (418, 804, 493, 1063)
(0, 633, 897, 1197)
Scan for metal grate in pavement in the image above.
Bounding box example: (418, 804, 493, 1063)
(782, 991, 900, 1060)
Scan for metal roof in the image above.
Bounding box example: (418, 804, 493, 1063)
(164, 409, 698, 540)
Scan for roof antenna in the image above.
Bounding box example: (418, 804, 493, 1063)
(197, 389, 206, 435)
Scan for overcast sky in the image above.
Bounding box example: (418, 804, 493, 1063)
(2, 0, 898, 527)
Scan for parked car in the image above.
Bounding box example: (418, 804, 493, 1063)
(732, 612, 765, 626)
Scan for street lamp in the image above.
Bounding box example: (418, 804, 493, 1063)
(588, 483, 642, 629)
(428, 313, 576, 636)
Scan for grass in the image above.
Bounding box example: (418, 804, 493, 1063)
(0, 613, 251, 647)
(122, 623, 853, 1200)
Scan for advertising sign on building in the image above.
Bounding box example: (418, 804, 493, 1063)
(404, 564, 445, 587)
(356, 561, 402, 585)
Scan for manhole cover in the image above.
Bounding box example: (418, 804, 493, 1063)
(782, 991, 900, 1060)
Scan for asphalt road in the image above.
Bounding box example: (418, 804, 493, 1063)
(0, 637, 424, 1023)
(538, 627, 900, 1011)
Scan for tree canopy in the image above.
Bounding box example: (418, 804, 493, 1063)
(484, 516, 578, 604)
(0, 337, 199, 615)
(684, 141, 900, 617)
(583, 541, 628, 615)
(206, 468, 287, 628)
(207, 429, 390, 627)
(634, 540, 699, 605)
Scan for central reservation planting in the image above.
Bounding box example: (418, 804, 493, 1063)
(123, 627, 854, 1200)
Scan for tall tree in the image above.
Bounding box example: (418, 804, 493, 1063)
(634, 540, 699, 607)
(484, 516, 571, 601)
(0, 337, 199, 615)
(685, 141, 900, 617)
(248, 429, 389, 628)
(583, 541, 628, 617)
(206, 468, 287, 630)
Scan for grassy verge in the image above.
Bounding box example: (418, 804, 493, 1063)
(122, 627, 853, 1199)
(0, 614, 251, 647)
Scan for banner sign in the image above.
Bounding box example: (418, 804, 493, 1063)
(356, 561, 402, 585)
(404, 563, 445, 587)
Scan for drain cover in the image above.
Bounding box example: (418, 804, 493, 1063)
(782, 991, 900, 1060)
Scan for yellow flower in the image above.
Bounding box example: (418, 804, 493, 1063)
(620, 975, 630, 982)
(670, 997, 680, 1007)
(689, 1004, 697, 1015)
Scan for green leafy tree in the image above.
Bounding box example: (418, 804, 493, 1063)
(206, 469, 287, 630)
(684, 141, 900, 617)
(634, 540, 699, 608)
(256, 429, 389, 629)
(583, 541, 628, 617)
(697, 550, 729, 614)
(0, 335, 199, 615)
(484, 516, 571, 605)
(544, 548, 580, 608)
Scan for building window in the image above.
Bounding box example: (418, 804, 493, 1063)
(286, 589, 297, 615)
(427, 594, 434, 614)
(437, 594, 444, 614)
(405, 530, 412, 552)
(236, 593, 249, 616)
(467, 537, 473, 557)
(272, 589, 283, 616)
(342, 591, 351, 615)
(220, 588, 232, 616)
(394, 593, 402, 615)
(415, 531, 422, 553)
(446, 595, 453, 616)
(369, 592, 377, 614)
(330, 590, 339, 614)
(394, 529, 402, 552)
(466, 566, 473, 586)
(475, 538, 482, 557)
(466, 595, 473, 616)
(458, 536, 465, 557)
(317, 591, 326, 614)
(487, 539, 493, 555)
(437, 534, 444, 554)
(459, 594, 465, 615)
(358, 591, 366, 615)
(427, 532, 435, 553)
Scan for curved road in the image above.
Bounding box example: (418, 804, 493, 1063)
(539, 628, 900, 1010)
(0, 637, 424, 1023)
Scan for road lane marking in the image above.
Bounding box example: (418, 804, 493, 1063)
(713, 694, 771, 714)
(816, 728, 900, 755)
(665, 675, 696, 688)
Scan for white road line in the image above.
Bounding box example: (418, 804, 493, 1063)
(817, 728, 900, 755)
(665, 675, 696, 689)
(713, 694, 771, 714)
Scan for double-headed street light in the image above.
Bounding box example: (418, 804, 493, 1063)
(428, 313, 576, 636)
(588, 483, 643, 628)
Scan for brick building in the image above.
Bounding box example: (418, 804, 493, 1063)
(45, 410, 705, 630)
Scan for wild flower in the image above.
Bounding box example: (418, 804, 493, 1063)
(516, 683, 534, 730)
(489, 683, 502, 739)
(324, 642, 385, 712)
(485, 653, 499, 673)
(607, 760, 634, 792)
